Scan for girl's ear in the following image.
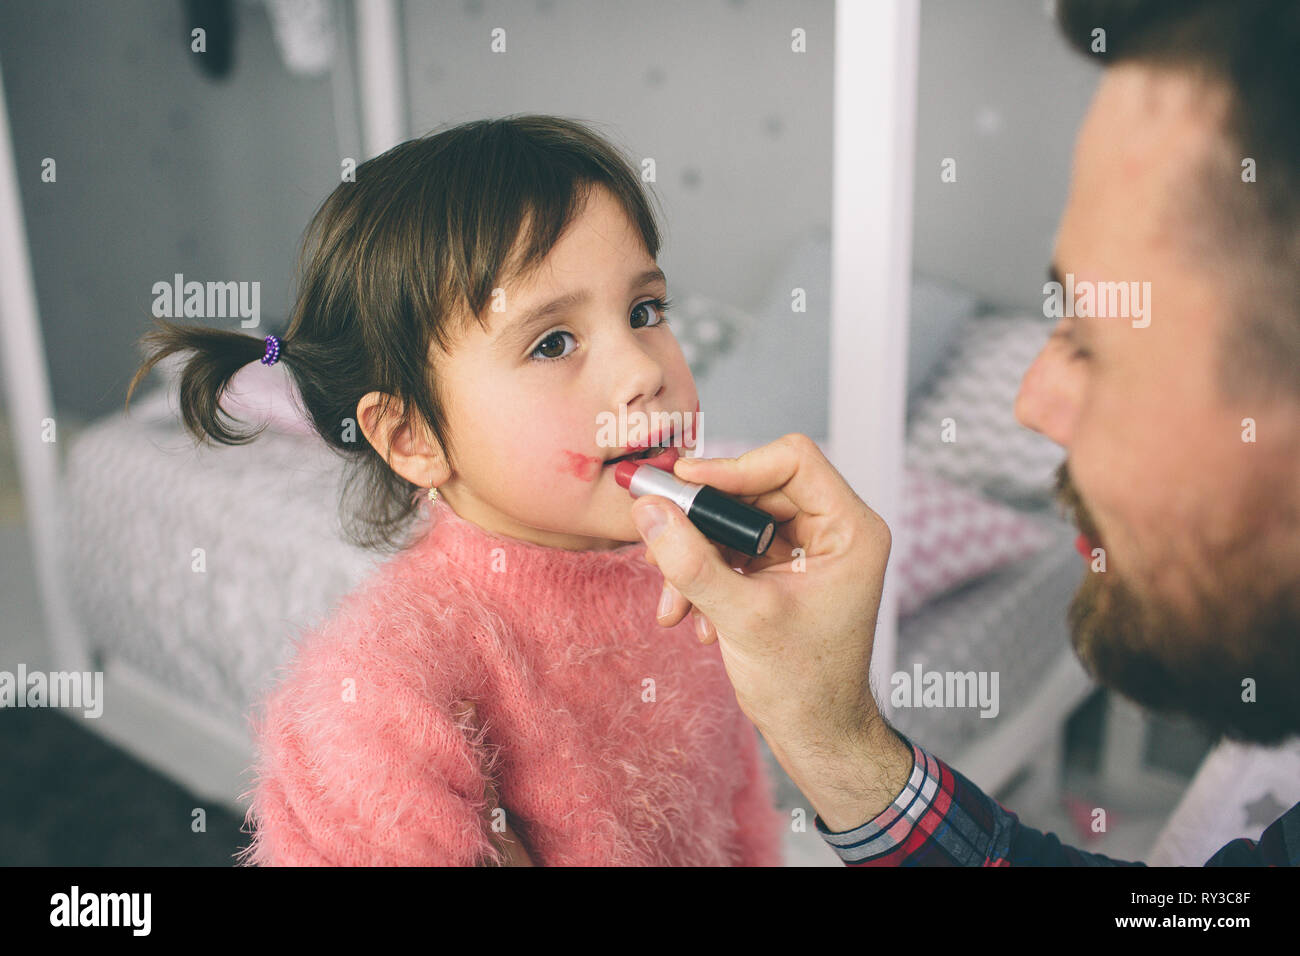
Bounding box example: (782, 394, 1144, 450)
(356, 391, 452, 488)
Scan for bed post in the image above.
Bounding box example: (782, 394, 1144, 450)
(829, 0, 919, 716)
(354, 0, 407, 159)
(0, 52, 92, 676)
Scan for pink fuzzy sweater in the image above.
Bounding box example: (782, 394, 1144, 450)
(236, 497, 785, 866)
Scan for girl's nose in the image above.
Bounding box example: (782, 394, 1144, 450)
(614, 335, 667, 409)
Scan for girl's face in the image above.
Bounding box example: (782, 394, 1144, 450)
(432, 185, 700, 550)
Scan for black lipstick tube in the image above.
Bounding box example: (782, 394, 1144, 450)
(622, 464, 776, 557)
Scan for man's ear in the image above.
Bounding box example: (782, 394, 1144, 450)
(356, 391, 451, 488)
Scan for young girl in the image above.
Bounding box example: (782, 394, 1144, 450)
(126, 115, 785, 866)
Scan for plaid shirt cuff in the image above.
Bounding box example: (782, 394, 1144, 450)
(813, 733, 939, 865)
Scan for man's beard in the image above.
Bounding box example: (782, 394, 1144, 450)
(1054, 462, 1300, 746)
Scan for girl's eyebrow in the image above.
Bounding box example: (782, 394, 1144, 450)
(492, 268, 667, 350)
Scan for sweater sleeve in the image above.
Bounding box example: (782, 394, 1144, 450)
(235, 606, 504, 867)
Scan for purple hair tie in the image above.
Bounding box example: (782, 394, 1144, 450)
(261, 334, 282, 366)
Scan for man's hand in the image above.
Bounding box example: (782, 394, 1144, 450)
(452, 700, 535, 866)
(631, 433, 913, 831)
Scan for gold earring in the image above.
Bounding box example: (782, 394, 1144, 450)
(427, 486, 439, 503)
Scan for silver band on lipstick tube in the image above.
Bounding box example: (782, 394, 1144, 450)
(626, 465, 704, 511)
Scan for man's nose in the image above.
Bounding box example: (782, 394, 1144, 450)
(1014, 342, 1076, 448)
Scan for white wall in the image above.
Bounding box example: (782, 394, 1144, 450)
(0, 0, 344, 419)
(912, 0, 1101, 311)
(404, 0, 834, 321)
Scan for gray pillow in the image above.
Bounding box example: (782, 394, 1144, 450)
(905, 313, 1064, 507)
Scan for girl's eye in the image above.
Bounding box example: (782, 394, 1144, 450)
(530, 330, 577, 361)
(528, 296, 673, 362)
(630, 295, 673, 330)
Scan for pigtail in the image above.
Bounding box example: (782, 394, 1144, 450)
(124, 316, 277, 446)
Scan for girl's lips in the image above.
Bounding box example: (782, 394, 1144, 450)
(605, 444, 680, 472)
(622, 421, 676, 453)
(638, 444, 680, 472)
(605, 420, 681, 463)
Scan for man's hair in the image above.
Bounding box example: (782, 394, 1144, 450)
(1056, 0, 1300, 397)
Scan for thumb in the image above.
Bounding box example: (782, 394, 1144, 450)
(631, 496, 745, 623)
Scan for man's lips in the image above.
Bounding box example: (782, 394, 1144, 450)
(1075, 532, 1101, 557)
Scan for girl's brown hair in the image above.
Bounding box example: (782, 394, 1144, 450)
(125, 115, 663, 553)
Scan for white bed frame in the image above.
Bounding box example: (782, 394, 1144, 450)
(2, 0, 1096, 820)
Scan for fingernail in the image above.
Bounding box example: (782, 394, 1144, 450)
(694, 614, 709, 642)
(657, 585, 674, 618)
(634, 504, 667, 542)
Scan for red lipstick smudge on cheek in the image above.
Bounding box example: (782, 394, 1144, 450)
(558, 449, 604, 482)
